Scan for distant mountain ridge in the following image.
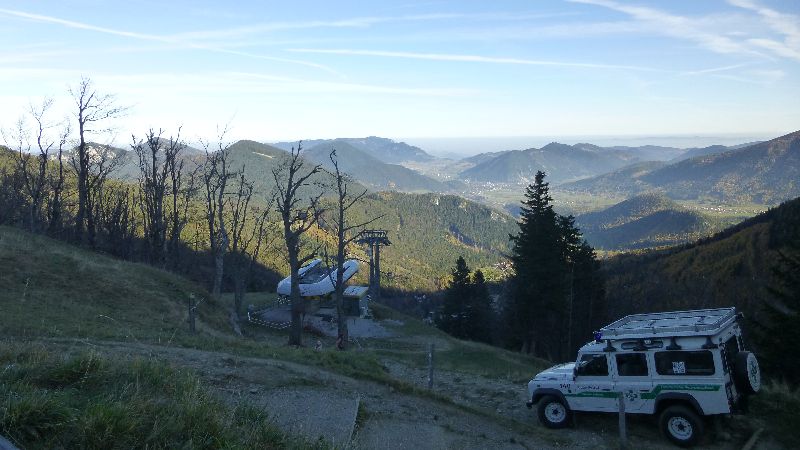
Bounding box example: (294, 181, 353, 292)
(562, 131, 800, 203)
(576, 192, 719, 250)
(458, 142, 690, 184)
(302, 140, 447, 192)
(271, 136, 434, 164)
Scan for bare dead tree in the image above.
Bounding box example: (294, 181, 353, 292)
(82, 143, 123, 248)
(96, 184, 137, 258)
(6, 117, 37, 230)
(0, 165, 25, 226)
(0, 129, 27, 226)
(166, 136, 198, 270)
(47, 120, 70, 236)
(272, 142, 324, 346)
(201, 131, 236, 332)
(132, 128, 188, 267)
(228, 171, 275, 322)
(228, 169, 254, 324)
(326, 149, 380, 348)
(70, 77, 125, 245)
(133, 129, 169, 265)
(15, 100, 61, 233)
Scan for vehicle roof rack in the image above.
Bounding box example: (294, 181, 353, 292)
(598, 307, 737, 340)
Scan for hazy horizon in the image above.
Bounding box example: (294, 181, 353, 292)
(401, 132, 783, 157)
(264, 131, 783, 157)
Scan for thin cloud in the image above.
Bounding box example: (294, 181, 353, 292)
(287, 48, 663, 72)
(76, 71, 477, 98)
(0, 8, 340, 75)
(167, 11, 578, 42)
(681, 63, 753, 76)
(227, 71, 477, 96)
(727, 0, 800, 61)
(567, 0, 767, 59)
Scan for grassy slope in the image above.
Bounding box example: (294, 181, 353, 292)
(0, 342, 313, 450)
(0, 224, 545, 390)
(0, 225, 229, 341)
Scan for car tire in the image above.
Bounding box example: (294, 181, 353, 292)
(537, 395, 571, 429)
(734, 351, 761, 394)
(659, 405, 704, 447)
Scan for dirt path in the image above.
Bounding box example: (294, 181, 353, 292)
(46, 339, 757, 449)
(380, 359, 755, 450)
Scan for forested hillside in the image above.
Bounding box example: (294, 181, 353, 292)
(0, 138, 514, 295)
(460, 142, 638, 184)
(271, 136, 434, 164)
(303, 140, 447, 192)
(561, 131, 800, 203)
(576, 192, 719, 250)
(332, 191, 517, 291)
(641, 131, 800, 203)
(558, 161, 666, 195)
(601, 196, 800, 331)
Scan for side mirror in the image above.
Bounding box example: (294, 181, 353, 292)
(573, 366, 578, 381)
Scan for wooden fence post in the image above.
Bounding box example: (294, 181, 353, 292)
(427, 343, 434, 390)
(618, 392, 628, 449)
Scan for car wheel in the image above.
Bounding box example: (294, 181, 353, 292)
(734, 351, 761, 394)
(537, 395, 571, 429)
(659, 405, 704, 447)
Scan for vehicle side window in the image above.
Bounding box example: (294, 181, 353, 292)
(577, 354, 608, 376)
(655, 351, 715, 376)
(615, 353, 649, 376)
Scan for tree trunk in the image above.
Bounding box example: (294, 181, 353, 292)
(288, 251, 303, 346)
(213, 250, 224, 300)
(234, 275, 246, 320)
(229, 309, 242, 336)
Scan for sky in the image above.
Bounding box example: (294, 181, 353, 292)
(1, 0, 799, 154)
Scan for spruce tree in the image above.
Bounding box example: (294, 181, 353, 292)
(437, 256, 472, 339)
(507, 171, 604, 360)
(469, 269, 494, 344)
(558, 215, 604, 356)
(508, 171, 563, 358)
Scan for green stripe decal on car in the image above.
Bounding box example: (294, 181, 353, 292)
(564, 391, 620, 398)
(564, 384, 721, 399)
(640, 384, 720, 400)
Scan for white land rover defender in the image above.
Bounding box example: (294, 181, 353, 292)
(525, 308, 760, 447)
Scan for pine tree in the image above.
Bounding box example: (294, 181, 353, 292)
(437, 256, 472, 338)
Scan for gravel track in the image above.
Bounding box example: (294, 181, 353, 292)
(43, 339, 760, 449)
